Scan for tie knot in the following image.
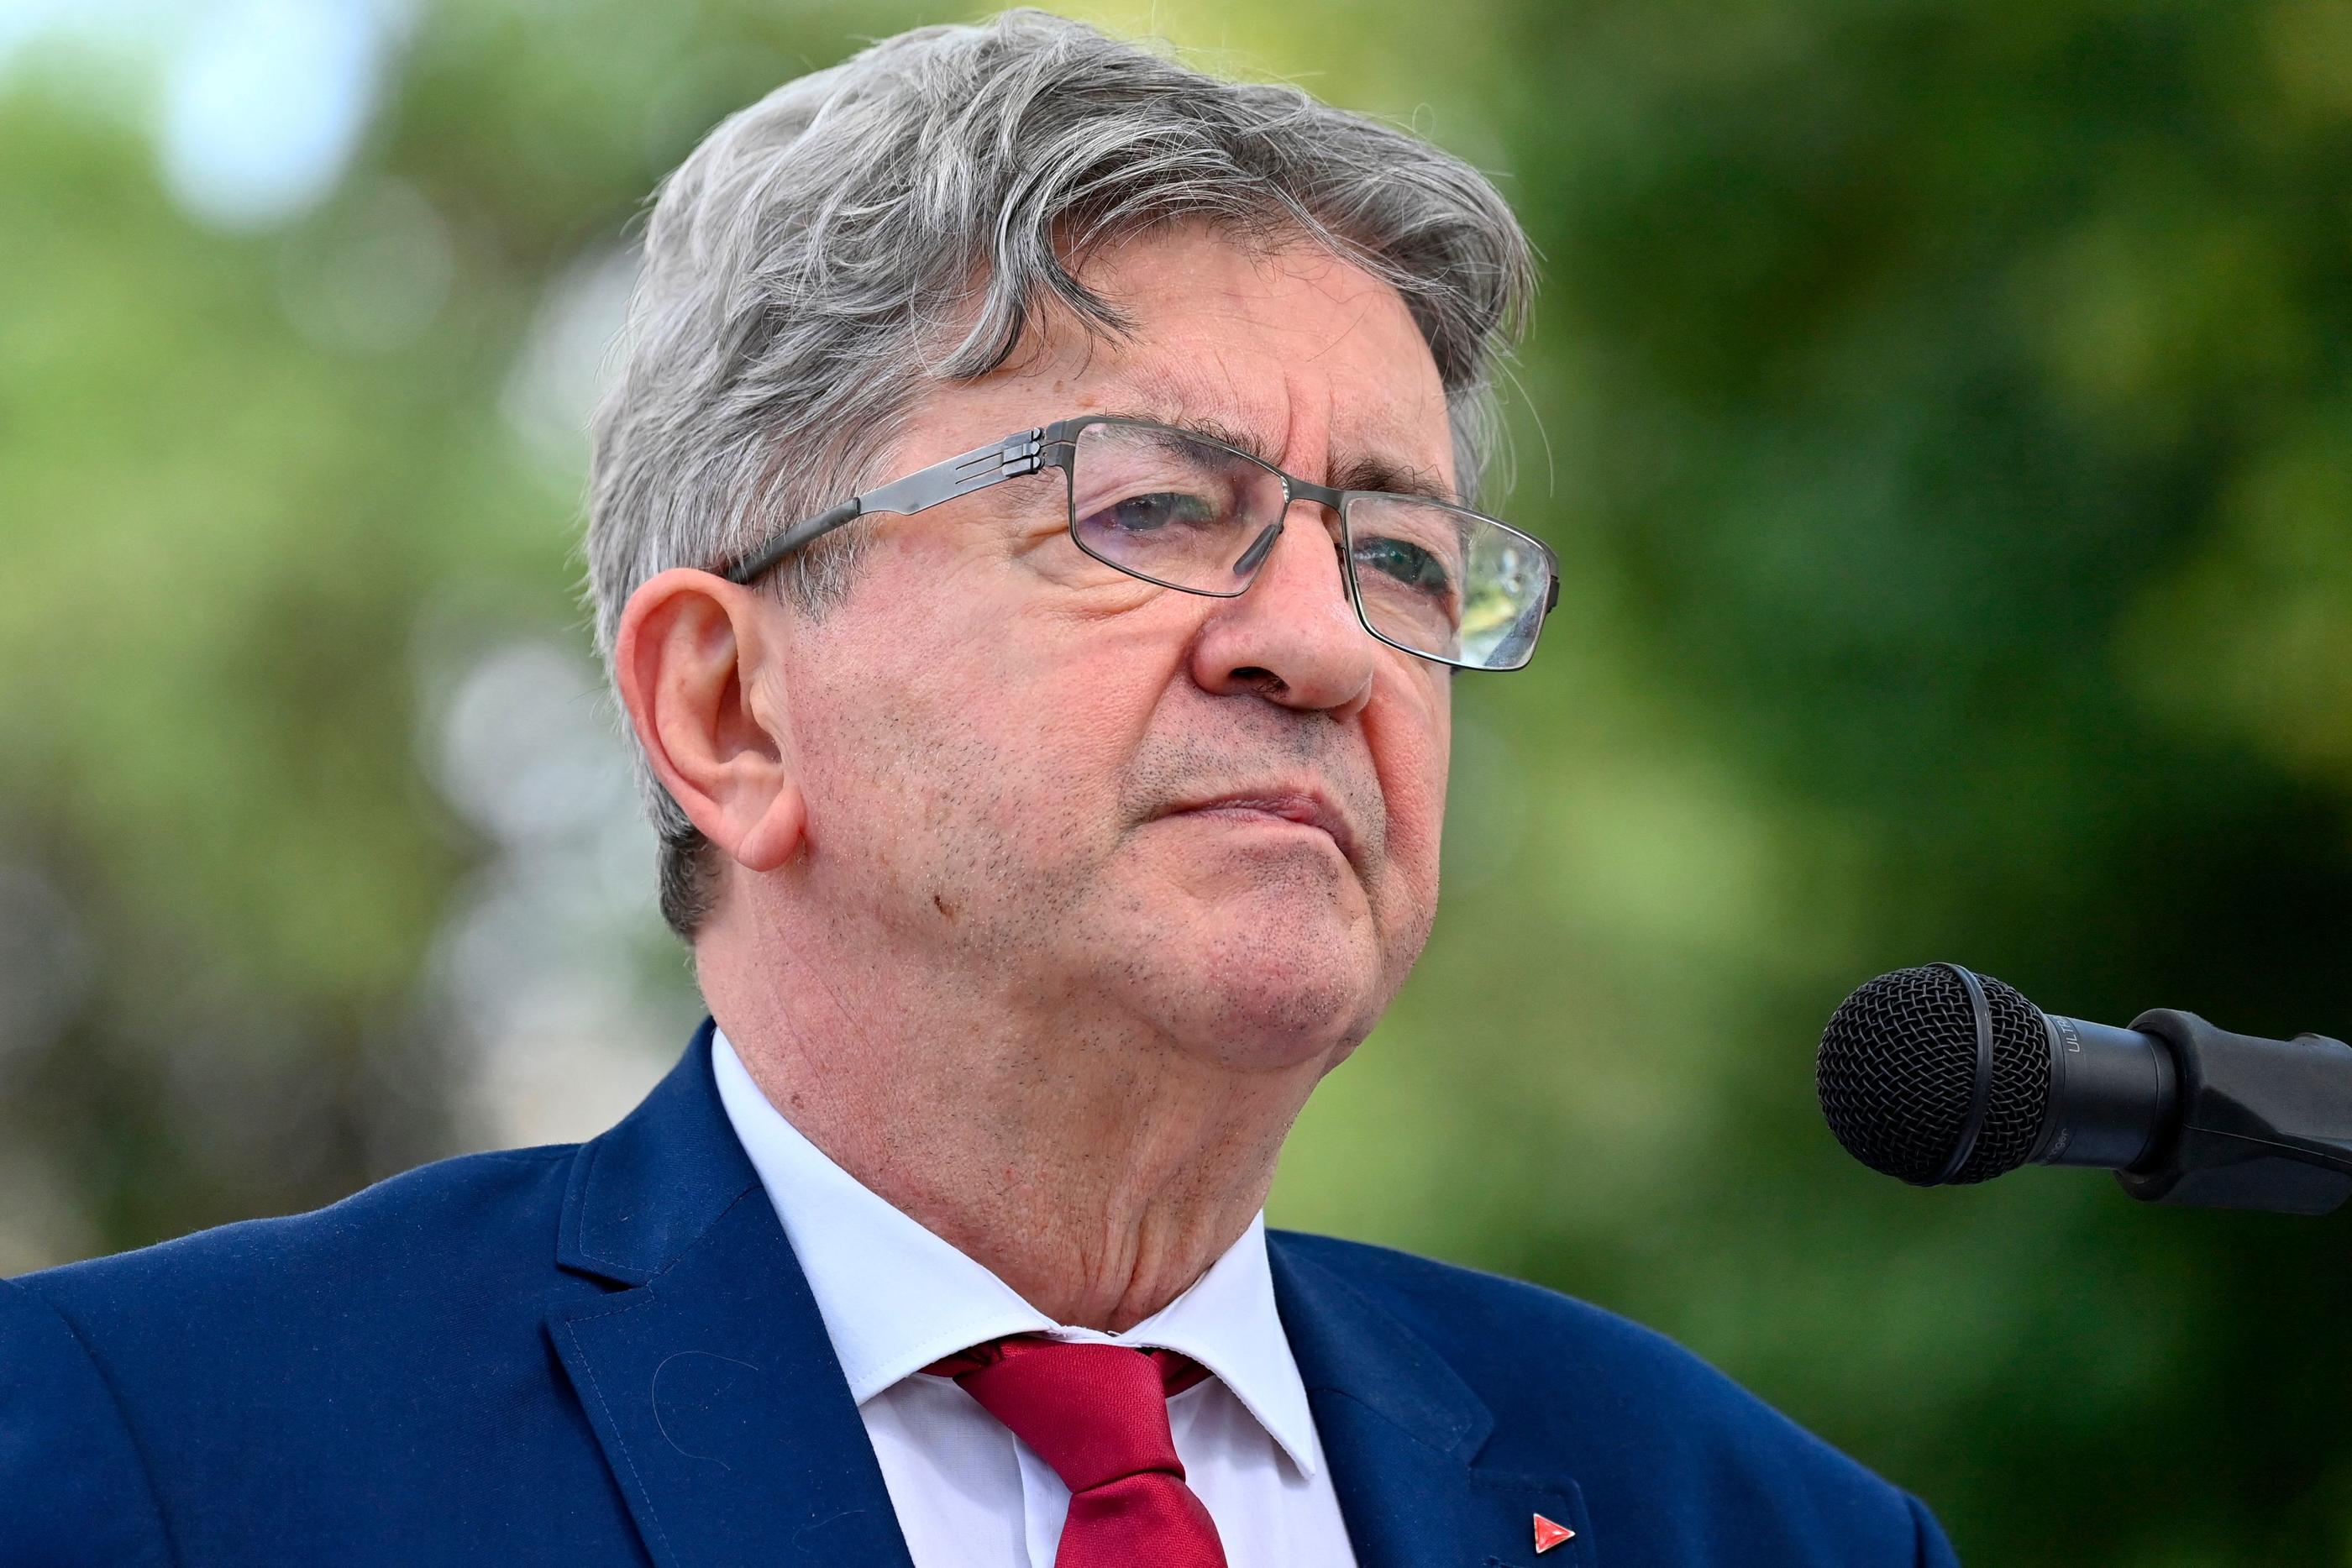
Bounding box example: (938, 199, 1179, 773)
(926, 1336, 1203, 1494)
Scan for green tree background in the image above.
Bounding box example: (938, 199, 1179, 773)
(5, 2, 2350, 1561)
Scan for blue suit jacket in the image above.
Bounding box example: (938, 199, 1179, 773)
(1, 1024, 1957, 1566)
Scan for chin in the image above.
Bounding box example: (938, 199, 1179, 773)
(1125, 904, 1389, 1072)
(1195, 986, 1380, 1072)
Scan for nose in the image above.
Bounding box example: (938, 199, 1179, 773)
(1188, 500, 1377, 718)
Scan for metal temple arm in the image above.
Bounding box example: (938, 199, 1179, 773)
(719, 427, 1049, 586)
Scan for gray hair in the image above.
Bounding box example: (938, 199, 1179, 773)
(586, 8, 1535, 939)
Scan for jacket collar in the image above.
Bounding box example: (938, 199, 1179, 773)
(547, 1021, 917, 1568)
(554, 1018, 757, 1287)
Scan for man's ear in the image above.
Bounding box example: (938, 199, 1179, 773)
(613, 568, 806, 873)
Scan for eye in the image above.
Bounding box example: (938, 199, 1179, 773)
(1107, 491, 1216, 533)
(1353, 534, 1455, 596)
(1082, 490, 1221, 536)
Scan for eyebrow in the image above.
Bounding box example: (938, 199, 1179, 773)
(1331, 454, 1458, 509)
(1089, 406, 1462, 509)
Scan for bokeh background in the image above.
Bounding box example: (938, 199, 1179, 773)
(6, 0, 2352, 1560)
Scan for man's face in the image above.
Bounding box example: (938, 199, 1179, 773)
(763, 223, 1455, 1072)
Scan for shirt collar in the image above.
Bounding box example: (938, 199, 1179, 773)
(711, 1027, 1321, 1476)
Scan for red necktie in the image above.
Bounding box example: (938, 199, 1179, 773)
(926, 1335, 1229, 1568)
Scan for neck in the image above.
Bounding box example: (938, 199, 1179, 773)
(702, 936, 1332, 1332)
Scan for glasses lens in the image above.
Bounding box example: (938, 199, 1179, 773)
(1344, 496, 1551, 670)
(1068, 421, 1286, 595)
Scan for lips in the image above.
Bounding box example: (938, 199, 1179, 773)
(1161, 788, 1359, 865)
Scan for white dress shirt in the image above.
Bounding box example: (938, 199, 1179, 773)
(711, 1030, 1360, 1568)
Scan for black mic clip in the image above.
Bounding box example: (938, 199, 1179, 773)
(2116, 1011, 2352, 1215)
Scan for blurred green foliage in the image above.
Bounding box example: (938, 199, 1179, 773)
(5, 1, 2352, 1561)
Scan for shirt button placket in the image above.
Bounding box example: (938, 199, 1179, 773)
(1016, 1434, 1066, 1567)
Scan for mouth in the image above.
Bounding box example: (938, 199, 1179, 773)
(1159, 787, 1360, 866)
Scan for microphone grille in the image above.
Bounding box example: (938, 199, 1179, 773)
(1815, 964, 2053, 1185)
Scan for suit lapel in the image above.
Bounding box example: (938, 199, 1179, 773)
(1271, 1236, 1593, 1568)
(547, 1023, 916, 1568)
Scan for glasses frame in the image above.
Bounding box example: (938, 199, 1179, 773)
(717, 415, 1561, 672)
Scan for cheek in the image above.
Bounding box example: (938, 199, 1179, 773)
(783, 578, 1006, 874)
(1367, 676, 1452, 899)
(801, 559, 1183, 869)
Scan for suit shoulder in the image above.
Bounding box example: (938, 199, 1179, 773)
(13, 1143, 579, 1321)
(2, 1144, 615, 1560)
(0, 1277, 174, 1564)
(1270, 1230, 1940, 1554)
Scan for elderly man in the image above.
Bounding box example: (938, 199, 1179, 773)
(0, 13, 1956, 1567)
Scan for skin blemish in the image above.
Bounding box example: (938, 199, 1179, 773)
(933, 892, 958, 920)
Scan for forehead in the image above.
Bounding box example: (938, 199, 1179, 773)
(971, 224, 1457, 489)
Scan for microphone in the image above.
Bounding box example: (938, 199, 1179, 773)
(1815, 963, 2352, 1215)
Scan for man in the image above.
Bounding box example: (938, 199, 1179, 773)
(0, 13, 1956, 1566)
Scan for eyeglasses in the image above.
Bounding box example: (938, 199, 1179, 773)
(718, 416, 1559, 672)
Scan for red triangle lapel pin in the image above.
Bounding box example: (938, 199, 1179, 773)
(1532, 1513, 1575, 1554)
